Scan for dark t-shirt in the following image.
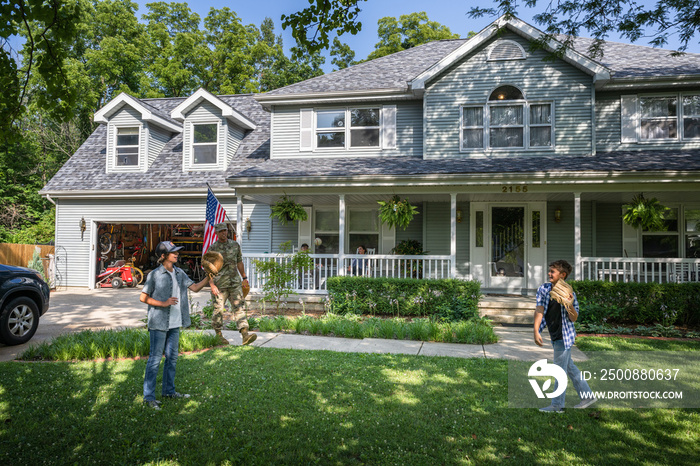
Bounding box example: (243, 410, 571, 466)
(546, 299, 563, 341)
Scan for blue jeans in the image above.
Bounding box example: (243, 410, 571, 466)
(143, 328, 180, 401)
(550, 339, 593, 408)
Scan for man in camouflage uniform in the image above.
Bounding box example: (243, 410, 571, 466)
(208, 223, 256, 345)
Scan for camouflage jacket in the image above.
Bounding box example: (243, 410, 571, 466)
(208, 239, 243, 288)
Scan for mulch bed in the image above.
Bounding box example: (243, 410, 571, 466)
(578, 333, 700, 342)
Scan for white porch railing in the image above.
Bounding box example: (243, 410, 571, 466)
(580, 257, 700, 283)
(242, 253, 453, 293)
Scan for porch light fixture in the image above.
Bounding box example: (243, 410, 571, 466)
(554, 207, 562, 223)
(79, 217, 86, 241)
(245, 217, 252, 239)
(456, 208, 463, 223)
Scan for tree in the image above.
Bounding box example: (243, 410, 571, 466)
(469, 0, 700, 57)
(366, 12, 459, 61)
(281, 0, 367, 54)
(330, 37, 356, 70)
(1, 0, 84, 142)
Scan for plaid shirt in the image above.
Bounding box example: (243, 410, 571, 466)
(536, 282, 579, 350)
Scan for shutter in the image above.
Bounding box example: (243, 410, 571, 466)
(381, 221, 395, 254)
(300, 108, 313, 151)
(620, 95, 638, 143)
(298, 207, 312, 250)
(622, 206, 639, 257)
(106, 124, 114, 172)
(381, 105, 397, 149)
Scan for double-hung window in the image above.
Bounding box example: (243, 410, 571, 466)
(314, 209, 339, 254)
(348, 208, 379, 253)
(642, 208, 679, 257)
(622, 93, 700, 142)
(315, 108, 380, 149)
(461, 86, 552, 150)
(640, 97, 677, 140)
(116, 127, 140, 166)
(193, 123, 218, 164)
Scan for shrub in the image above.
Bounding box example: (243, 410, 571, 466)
(327, 276, 481, 320)
(570, 281, 700, 326)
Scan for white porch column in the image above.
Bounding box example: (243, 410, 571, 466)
(574, 192, 582, 279)
(450, 193, 457, 277)
(338, 194, 346, 276)
(236, 197, 243, 246)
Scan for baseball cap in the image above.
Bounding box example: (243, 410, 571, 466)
(156, 241, 184, 257)
(215, 223, 228, 231)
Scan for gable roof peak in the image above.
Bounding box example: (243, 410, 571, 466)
(171, 88, 256, 130)
(93, 92, 182, 132)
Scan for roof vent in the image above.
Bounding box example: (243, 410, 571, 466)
(488, 40, 526, 61)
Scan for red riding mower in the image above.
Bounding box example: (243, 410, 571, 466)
(96, 260, 137, 288)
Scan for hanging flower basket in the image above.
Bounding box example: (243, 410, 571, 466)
(270, 195, 308, 225)
(623, 193, 668, 231)
(377, 195, 418, 231)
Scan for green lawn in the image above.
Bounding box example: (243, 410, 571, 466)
(1, 345, 699, 464)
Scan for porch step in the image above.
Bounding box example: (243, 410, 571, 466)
(244, 293, 326, 313)
(479, 295, 536, 325)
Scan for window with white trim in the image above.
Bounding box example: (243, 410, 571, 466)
(461, 86, 552, 150)
(315, 107, 380, 149)
(313, 209, 339, 254)
(116, 127, 140, 166)
(642, 208, 679, 258)
(684, 207, 700, 258)
(348, 208, 379, 253)
(622, 93, 700, 142)
(192, 123, 218, 164)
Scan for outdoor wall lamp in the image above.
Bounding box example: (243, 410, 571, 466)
(554, 207, 562, 223)
(79, 216, 86, 241)
(245, 217, 252, 239)
(456, 208, 463, 223)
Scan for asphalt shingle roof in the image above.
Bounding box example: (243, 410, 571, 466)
(41, 94, 269, 192)
(42, 26, 700, 194)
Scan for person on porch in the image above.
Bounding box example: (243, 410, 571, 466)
(348, 245, 368, 276)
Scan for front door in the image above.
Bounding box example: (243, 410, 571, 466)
(470, 202, 547, 292)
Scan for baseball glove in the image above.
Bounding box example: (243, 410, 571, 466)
(201, 251, 224, 278)
(550, 279, 578, 322)
(241, 280, 250, 299)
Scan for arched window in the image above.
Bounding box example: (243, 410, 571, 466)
(461, 85, 553, 151)
(488, 40, 526, 61)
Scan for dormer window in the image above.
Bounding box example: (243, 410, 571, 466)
(193, 123, 218, 164)
(461, 85, 553, 151)
(116, 127, 140, 166)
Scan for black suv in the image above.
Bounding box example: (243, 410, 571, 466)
(0, 264, 50, 346)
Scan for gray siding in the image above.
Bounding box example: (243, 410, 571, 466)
(271, 101, 423, 158)
(546, 201, 576, 278)
(580, 201, 593, 257)
(271, 218, 299, 253)
(395, 204, 424, 247)
(227, 122, 245, 166)
(425, 33, 594, 158)
(596, 90, 700, 152)
(596, 203, 623, 256)
(183, 102, 226, 171)
(456, 202, 470, 278)
(107, 107, 145, 172)
(424, 202, 450, 255)
(54, 197, 272, 287)
(148, 124, 171, 168)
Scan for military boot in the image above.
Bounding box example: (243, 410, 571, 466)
(240, 328, 257, 346)
(214, 330, 229, 346)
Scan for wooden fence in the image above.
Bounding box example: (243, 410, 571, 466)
(0, 243, 55, 277)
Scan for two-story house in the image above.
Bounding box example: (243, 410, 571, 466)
(41, 15, 700, 293)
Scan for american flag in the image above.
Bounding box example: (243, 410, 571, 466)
(203, 188, 226, 254)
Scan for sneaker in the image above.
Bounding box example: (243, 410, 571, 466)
(538, 405, 564, 413)
(163, 392, 191, 399)
(144, 400, 161, 410)
(574, 398, 598, 409)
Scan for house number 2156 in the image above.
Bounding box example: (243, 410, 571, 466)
(502, 185, 528, 193)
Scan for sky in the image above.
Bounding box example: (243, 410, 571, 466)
(131, 0, 700, 73)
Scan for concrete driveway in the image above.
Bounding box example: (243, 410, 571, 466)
(0, 287, 211, 362)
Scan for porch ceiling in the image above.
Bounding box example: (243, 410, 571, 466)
(242, 190, 700, 206)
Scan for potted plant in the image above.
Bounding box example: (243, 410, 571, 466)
(270, 195, 308, 225)
(377, 195, 418, 230)
(623, 193, 669, 231)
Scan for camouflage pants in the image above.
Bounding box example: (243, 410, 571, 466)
(211, 285, 248, 332)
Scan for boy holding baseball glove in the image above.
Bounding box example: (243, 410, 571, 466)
(534, 260, 596, 412)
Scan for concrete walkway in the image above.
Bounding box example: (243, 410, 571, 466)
(0, 287, 587, 362)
